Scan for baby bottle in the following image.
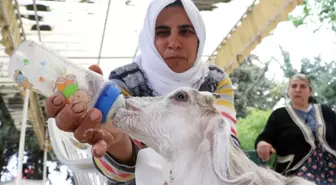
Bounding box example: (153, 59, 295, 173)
(8, 40, 125, 123)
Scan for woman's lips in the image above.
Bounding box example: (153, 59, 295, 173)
(165, 56, 186, 60)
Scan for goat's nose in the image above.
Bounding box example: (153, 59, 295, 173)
(212, 93, 221, 99)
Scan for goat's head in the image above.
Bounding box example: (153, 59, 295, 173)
(112, 87, 231, 159)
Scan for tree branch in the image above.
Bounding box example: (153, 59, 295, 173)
(241, 60, 271, 103)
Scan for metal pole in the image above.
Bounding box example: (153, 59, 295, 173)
(97, 0, 112, 65)
(16, 89, 30, 185)
(42, 128, 48, 182)
(32, 0, 42, 42)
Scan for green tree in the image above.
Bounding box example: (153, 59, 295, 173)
(289, 0, 336, 31)
(236, 108, 272, 150)
(230, 56, 283, 118)
(237, 108, 276, 167)
(300, 58, 336, 110)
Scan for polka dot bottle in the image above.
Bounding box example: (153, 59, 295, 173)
(8, 40, 125, 123)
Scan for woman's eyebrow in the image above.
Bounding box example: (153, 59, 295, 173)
(155, 24, 194, 30)
(155, 25, 170, 30)
(179, 24, 194, 30)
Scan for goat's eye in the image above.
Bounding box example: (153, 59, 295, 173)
(175, 92, 188, 102)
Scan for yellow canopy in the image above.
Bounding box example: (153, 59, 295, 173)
(207, 0, 304, 74)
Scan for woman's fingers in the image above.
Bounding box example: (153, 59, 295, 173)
(88, 124, 126, 158)
(73, 108, 102, 142)
(262, 150, 271, 161)
(257, 146, 271, 161)
(92, 140, 108, 158)
(90, 130, 115, 158)
(55, 102, 87, 132)
(257, 141, 275, 161)
(45, 93, 67, 118)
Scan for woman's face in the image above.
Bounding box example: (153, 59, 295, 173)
(288, 79, 312, 106)
(154, 6, 198, 73)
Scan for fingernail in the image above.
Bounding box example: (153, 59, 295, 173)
(92, 142, 106, 157)
(94, 148, 104, 157)
(72, 103, 85, 113)
(83, 129, 93, 137)
(52, 96, 63, 106)
(90, 110, 100, 121)
(99, 140, 107, 148)
(92, 146, 100, 157)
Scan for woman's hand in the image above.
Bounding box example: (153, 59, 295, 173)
(257, 141, 276, 162)
(45, 65, 134, 165)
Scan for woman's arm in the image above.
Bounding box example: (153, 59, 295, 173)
(92, 78, 146, 184)
(254, 110, 278, 149)
(93, 135, 143, 184)
(214, 75, 240, 145)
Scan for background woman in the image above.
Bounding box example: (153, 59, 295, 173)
(255, 73, 336, 185)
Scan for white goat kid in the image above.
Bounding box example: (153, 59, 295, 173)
(112, 87, 315, 185)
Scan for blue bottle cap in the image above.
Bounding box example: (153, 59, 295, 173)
(94, 82, 122, 123)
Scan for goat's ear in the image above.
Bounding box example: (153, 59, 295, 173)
(203, 116, 231, 179)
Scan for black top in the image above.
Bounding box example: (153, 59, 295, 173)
(255, 104, 336, 175)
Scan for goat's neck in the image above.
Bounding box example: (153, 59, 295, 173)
(166, 143, 222, 185)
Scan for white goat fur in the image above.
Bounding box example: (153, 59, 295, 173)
(112, 87, 315, 185)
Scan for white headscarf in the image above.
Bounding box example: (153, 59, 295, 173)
(134, 0, 209, 96)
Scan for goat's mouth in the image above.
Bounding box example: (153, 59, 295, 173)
(125, 98, 141, 112)
(112, 98, 144, 131)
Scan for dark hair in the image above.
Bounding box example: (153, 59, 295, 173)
(308, 96, 318, 104)
(165, 0, 183, 8)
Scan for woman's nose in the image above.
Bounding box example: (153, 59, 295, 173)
(294, 88, 301, 93)
(167, 36, 181, 50)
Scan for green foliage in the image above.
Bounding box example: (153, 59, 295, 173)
(237, 108, 276, 167)
(236, 108, 272, 150)
(288, 15, 305, 27)
(288, 0, 310, 27)
(300, 58, 336, 110)
(289, 0, 336, 31)
(230, 57, 282, 118)
(279, 47, 297, 78)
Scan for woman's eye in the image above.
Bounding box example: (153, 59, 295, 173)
(175, 92, 188, 102)
(180, 29, 194, 36)
(156, 30, 170, 37)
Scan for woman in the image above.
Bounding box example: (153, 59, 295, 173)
(255, 73, 336, 185)
(46, 0, 238, 184)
